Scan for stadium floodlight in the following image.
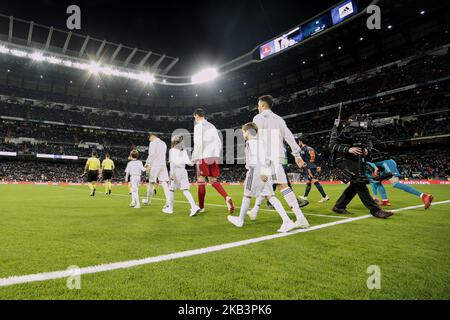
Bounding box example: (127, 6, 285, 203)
(100, 66, 114, 76)
(0, 44, 195, 85)
(191, 67, 219, 84)
(62, 60, 73, 68)
(0, 45, 9, 54)
(10, 49, 27, 57)
(47, 56, 62, 64)
(138, 72, 154, 84)
(88, 61, 101, 74)
(30, 52, 45, 62)
(73, 62, 89, 70)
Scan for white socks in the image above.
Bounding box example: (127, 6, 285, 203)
(146, 183, 154, 201)
(161, 181, 171, 207)
(238, 197, 252, 222)
(167, 190, 175, 209)
(182, 190, 197, 209)
(268, 197, 291, 223)
(251, 195, 264, 213)
(132, 190, 140, 207)
(281, 187, 307, 222)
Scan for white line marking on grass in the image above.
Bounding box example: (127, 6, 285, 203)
(1, 200, 449, 288)
(52, 185, 350, 219)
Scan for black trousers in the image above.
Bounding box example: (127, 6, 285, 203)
(335, 182, 380, 215)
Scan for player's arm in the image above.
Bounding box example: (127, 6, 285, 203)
(82, 159, 90, 176)
(366, 161, 379, 177)
(282, 122, 304, 168)
(183, 150, 194, 167)
(192, 124, 202, 162)
(124, 164, 130, 182)
(145, 143, 155, 168)
(168, 150, 175, 180)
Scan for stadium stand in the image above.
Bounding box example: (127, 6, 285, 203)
(0, 2, 449, 184)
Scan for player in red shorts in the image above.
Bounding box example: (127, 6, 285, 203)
(192, 108, 235, 213)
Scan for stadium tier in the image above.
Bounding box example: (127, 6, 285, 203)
(0, 0, 449, 302)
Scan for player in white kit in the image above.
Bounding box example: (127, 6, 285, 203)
(227, 123, 296, 233)
(125, 150, 145, 209)
(143, 133, 171, 212)
(251, 95, 309, 229)
(164, 135, 201, 216)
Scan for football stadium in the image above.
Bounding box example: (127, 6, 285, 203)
(0, 0, 449, 304)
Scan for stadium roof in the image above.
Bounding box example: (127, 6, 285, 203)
(0, 0, 341, 76)
(0, 0, 448, 111)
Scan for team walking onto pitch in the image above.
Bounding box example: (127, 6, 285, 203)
(82, 95, 433, 232)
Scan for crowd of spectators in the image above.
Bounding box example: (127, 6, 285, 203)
(1, 148, 447, 183)
(1, 40, 449, 132)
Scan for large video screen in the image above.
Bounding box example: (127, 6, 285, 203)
(260, 27, 302, 60)
(258, 0, 358, 60)
(331, 0, 358, 25)
(301, 14, 332, 40)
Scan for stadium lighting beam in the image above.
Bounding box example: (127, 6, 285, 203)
(191, 68, 219, 84)
(138, 72, 155, 84)
(30, 51, 45, 62)
(88, 61, 101, 74)
(0, 43, 160, 85)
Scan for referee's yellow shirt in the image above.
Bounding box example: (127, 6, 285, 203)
(86, 157, 101, 171)
(102, 158, 115, 170)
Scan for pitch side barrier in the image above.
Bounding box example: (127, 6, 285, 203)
(1, 180, 449, 186)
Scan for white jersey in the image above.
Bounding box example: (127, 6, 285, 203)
(146, 138, 167, 168)
(244, 139, 274, 198)
(192, 119, 222, 161)
(125, 160, 144, 177)
(169, 148, 192, 191)
(253, 109, 301, 164)
(169, 148, 193, 171)
(245, 139, 270, 175)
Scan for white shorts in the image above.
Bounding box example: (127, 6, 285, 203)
(149, 165, 169, 183)
(270, 162, 288, 185)
(244, 168, 274, 198)
(170, 168, 190, 191)
(130, 175, 141, 193)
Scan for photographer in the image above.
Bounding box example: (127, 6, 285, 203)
(329, 115, 393, 219)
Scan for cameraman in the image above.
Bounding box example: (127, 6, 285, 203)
(329, 115, 393, 219)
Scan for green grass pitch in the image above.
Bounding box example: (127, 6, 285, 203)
(0, 183, 449, 300)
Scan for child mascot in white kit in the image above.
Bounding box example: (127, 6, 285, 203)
(125, 149, 145, 209)
(227, 122, 299, 233)
(164, 135, 201, 216)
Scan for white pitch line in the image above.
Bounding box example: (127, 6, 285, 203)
(0, 200, 448, 288)
(52, 185, 350, 219)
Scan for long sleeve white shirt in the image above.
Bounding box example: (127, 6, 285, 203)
(192, 119, 222, 161)
(253, 109, 301, 164)
(145, 138, 167, 167)
(245, 139, 271, 175)
(125, 160, 144, 179)
(169, 148, 193, 173)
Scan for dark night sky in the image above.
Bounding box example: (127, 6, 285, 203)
(0, 0, 339, 74)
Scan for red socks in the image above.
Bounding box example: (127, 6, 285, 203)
(198, 182, 206, 209)
(212, 182, 228, 200)
(198, 182, 228, 208)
